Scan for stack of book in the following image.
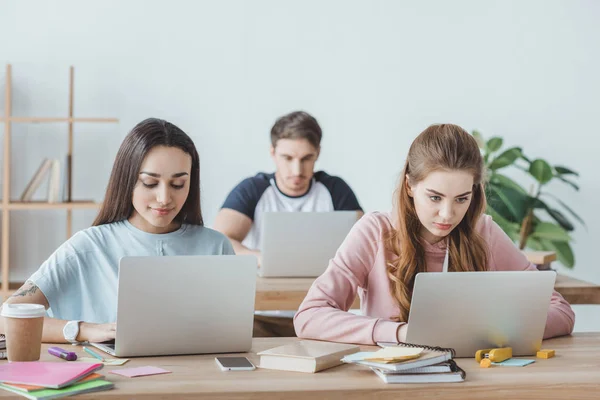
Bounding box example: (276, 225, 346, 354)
(0, 362, 113, 399)
(342, 342, 466, 383)
(20, 157, 68, 203)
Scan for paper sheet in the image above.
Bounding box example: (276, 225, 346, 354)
(110, 366, 171, 378)
(79, 357, 130, 366)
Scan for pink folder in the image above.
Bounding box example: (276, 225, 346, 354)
(0, 362, 103, 389)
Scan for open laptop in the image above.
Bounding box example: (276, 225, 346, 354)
(90, 255, 256, 357)
(404, 271, 556, 357)
(259, 211, 357, 278)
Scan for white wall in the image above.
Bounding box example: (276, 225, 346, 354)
(1, 0, 598, 329)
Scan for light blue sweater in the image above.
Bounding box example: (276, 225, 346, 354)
(29, 220, 234, 323)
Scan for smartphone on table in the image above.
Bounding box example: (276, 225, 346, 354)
(215, 357, 256, 371)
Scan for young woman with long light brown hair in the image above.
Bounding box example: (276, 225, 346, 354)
(294, 124, 574, 344)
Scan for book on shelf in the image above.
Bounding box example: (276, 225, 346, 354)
(20, 156, 68, 203)
(20, 158, 63, 203)
(61, 154, 71, 202)
(47, 159, 61, 203)
(342, 342, 465, 383)
(257, 340, 360, 373)
(20, 159, 53, 201)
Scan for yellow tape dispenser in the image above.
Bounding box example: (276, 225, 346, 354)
(475, 347, 513, 363)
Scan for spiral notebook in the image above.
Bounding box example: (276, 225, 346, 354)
(342, 342, 456, 372)
(372, 359, 466, 383)
(0, 334, 6, 360)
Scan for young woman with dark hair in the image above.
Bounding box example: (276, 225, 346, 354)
(1, 118, 233, 343)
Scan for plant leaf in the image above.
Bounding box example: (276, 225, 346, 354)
(540, 192, 586, 228)
(486, 137, 503, 154)
(554, 165, 579, 176)
(528, 159, 553, 185)
(487, 183, 530, 222)
(545, 208, 575, 231)
(537, 239, 575, 268)
(530, 199, 575, 231)
(530, 222, 571, 242)
(525, 236, 544, 251)
(472, 130, 485, 149)
(489, 173, 528, 195)
(549, 240, 575, 268)
(557, 175, 580, 191)
(488, 147, 522, 171)
(486, 205, 521, 241)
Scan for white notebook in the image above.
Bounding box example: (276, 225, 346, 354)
(372, 360, 466, 384)
(343, 345, 454, 372)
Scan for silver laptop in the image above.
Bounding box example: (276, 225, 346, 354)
(405, 271, 556, 357)
(90, 255, 256, 357)
(259, 211, 357, 278)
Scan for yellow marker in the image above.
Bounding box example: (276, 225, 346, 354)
(475, 347, 513, 363)
(480, 358, 492, 368)
(537, 349, 555, 359)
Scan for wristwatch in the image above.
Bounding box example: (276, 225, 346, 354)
(63, 320, 82, 344)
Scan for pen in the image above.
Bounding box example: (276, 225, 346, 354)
(83, 346, 105, 362)
(48, 346, 77, 361)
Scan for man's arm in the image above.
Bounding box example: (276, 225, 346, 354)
(213, 208, 262, 266)
(0, 281, 116, 343)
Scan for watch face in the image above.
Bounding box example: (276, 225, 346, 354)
(64, 321, 78, 340)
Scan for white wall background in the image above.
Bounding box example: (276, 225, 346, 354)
(1, 0, 598, 329)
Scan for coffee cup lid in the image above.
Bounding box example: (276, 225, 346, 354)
(1, 303, 46, 318)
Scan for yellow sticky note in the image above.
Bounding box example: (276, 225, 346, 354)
(364, 347, 423, 362)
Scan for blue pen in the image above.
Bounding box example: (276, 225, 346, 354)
(48, 346, 77, 361)
(83, 346, 105, 362)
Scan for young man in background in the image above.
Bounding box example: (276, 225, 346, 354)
(214, 110, 363, 336)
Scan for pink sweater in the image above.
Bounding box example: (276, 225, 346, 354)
(294, 212, 575, 345)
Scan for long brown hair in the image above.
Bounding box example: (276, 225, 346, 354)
(387, 124, 488, 322)
(92, 118, 203, 226)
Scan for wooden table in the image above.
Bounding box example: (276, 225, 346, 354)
(6, 334, 599, 399)
(255, 273, 600, 310)
(554, 274, 600, 305)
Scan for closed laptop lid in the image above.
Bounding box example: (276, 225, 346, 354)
(406, 271, 556, 357)
(260, 211, 357, 278)
(115, 255, 256, 357)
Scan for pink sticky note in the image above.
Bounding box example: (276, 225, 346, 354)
(110, 366, 171, 378)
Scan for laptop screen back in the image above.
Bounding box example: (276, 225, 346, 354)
(111, 255, 256, 357)
(406, 271, 556, 357)
(260, 211, 357, 277)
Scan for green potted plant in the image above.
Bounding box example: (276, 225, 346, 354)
(472, 131, 584, 268)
